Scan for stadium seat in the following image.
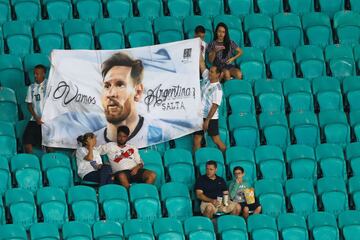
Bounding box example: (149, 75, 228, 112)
(277, 213, 308, 240)
(98, 184, 130, 223)
(0, 122, 17, 161)
(259, 112, 290, 151)
(318, 111, 350, 148)
(223, 80, 255, 115)
(197, 0, 223, 18)
(302, 12, 333, 49)
(247, 214, 279, 240)
(166, 0, 193, 19)
(236, 47, 266, 85)
(254, 79, 285, 113)
(265, 46, 296, 80)
(34, 20, 64, 55)
(287, 0, 314, 15)
(134, 0, 163, 20)
(325, 44, 356, 79)
(153, 218, 185, 240)
(349, 176, 360, 210)
(350, 0, 360, 12)
(184, 216, 216, 240)
(346, 142, 360, 176)
(163, 149, 195, 189)
(0, 87, 18, 124)
(255, 179, 286, 217)
(30, 222, 60, 240)
(286, 144, 317, 181)
(129, 184, 161, 222)
(285, 178, 317, 217)
(343, 76, 360, 111)
(289, 111, 320, 147)
(318, 0, 345, 18)
(11, 0, 41, 24)
(350, 111, 360, 141)
(255, 145, 286, 183)
(173, 134, 193, 151)
(213, 15, 244, 47)
(124, 220, 154, 240)
(5, 188, 37, 230)
(0, 0, 11, 24)
(338, 210, 360, 240)
(139, 149, 165, 188)
(0, 224, 27, 240)
(217, 215, 247, 240)
(11, 154, 42, 193)
(333, 11, 360, 47)
(283, 78, 314, 112)
(161, 182, 192, 221)
(23, 53, 50, 84)
(154, 16, 183, 44)
(228, 113, 259, 150)
(143, 142, 169, 157)
(183, 16, 213, 42)
(243, 14, 274, 51)
(273, 13, 303, 52)
(94, 18, 125, 49)
(225, 146, 256, 184)
(124, 17, 154, 47)
(93, 221, 123, 240)
(228, 0, 253, 19)
(312, 76, 343, 111)
(43, 0, 72, 23)
(295, 45, 326, 79)
(73, 0, 102, 23)
(205, 127, 230, 149)
(317, 177, 348, 216)
(195, 147, 225, 178)
(316, 143, 347, 179)
(103, 0, 132, 21)
(62, 221, 92, 240)
(256, 0, 283, 17)
(307, 212, 339, 240)
(0, 156, 11, 197)
(67, 185, 99, 224)
(63, 19, 94, 49)
(3, 21, 33, 58)
(0, 193, 4, 224)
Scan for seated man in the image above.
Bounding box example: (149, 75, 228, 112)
(99, 125, 156, 188)
(195, 160, 241, 219)
(229, 166, 261, 219)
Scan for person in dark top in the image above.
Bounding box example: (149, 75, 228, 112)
(195, 160, 241, 219)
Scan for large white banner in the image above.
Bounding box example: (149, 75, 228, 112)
(42, 39, 202, 149)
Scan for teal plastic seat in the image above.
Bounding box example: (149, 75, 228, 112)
(0, 156, 11, 197)
(0, 121, 17, 160)
(318, 111, 350, 148)
(124, 17, 154, 47)
(161, 182, 192, 221)
(285, 178, 317, 217)
(11, 0, 41, 24)
(247, 214, 279, 240)
(287, 0, 314, 15)
(99, 184, 130, 223)
(307, 212, 339, 240)
(153, 218, 185, 240)
(103, 0, 132, 21)
(213, 15, 244, 47)
(73, 0, 102, 23)
(286, 144, 317, 180)
(93, 221, 123, 240)
(183, 16, 213, 42)
(0, 224, 27, 240)
(94, 18, 124, 49)
(23, 53, 50, 84)
(226, 146, 256, 184)
(338, 210, 360, 240)
(163, 149, 195, 189)
(67, 186, 99, 224)
(243, 14, 274, 51)
(277, 213, 308, 240)
(265, 46, 296, 80)
(134, 0, 163, 20)
(350, 0, 360, 12)
(349, 176, 360, 210)
(3, 21, 33, 58)
(228, 0, 253, 19)
(228, 113, 259, 150)
(295, 45, 326, 79)
(36, 187, 68, 229)
(259, 112, 290, 151)
(34, 20, 64, 55)
(205, 127, 230, 149)
(198, 0, 223, 18)
(283, 78, 313, 112)
(334, 11, 360, 47)
(11, 154, 42, 193)
(312, 76, 343, 111)
(318, 0, 345, 18)
(43, 0, 72, 23)
(317, 177, 348, 216)
(195, 147, 225, 178)
(154, 16, 183, 44)
(236, 47, 266, 85)
(129, 184, 161, 223)
(5, 188, 37, 230)
(30, 223, 60, 240)
(302, 12, 333, 49)
(0, 87, 18, 124)
(217, 215, 247, 240)
(62, 221, 92, 240)
(223, 80, 255, 114)
(142, 142, 169, 157)
(273, 13, 303, 52)
(346, 142, 360, 176)
(316, 143, 347, 179)
(350, 111, 360, 141)
(173, 134, 193, 151)
(64, 19, 94, 49)
(256, 0, 283, 17)
(0, 0, 11, 24)
(254, 79, 285, 113)
(325, 44, 356, 79)
(124, 219, 154, 240)
(255, 145, 286, 183)
(343, 76, 360, 111)
(289, 111, 320, 147)
(255, 179, 286, 217)
(167, 0, 193, 19)
(184, 216, 216, 240)
(139, 149, 165, 188)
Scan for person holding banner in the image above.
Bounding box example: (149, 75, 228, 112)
(206, 22, 243, 81)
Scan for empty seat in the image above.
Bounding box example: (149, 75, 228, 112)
(228, 113, 259, 150)
(0, 224, 27, 240)
(217, 215, 247, 240)
(195, 147, 225, 178)
(62, 221, 92, 240)
(11, 0, 41, 24)
(94, 18, 125, 49)
(243, 14, 274, 51)
(289, 111, 320, 147)
(265, 46, 296, 80)
(283, 78, 314, 112)
(346, 142, 360, 176)
(302, 12, 333, 49)
(184, 216, 215, 240)
(103, 0, 132, 21)
(0, 0, 11, 24)
(236, 47, 266, 84)
(349, 176, 360, 210)
(334, 11, 360, 47)
(30, 222, 60, 240)
(286, 144, 317, 181)
(350, 111, 360, 141)
(167, 0, 193, 19)
(0, 122, 17, 160)
(228, 0, 253, 19)
(64, 19, 94, 49)
(247, 214, 279, 240)
(183, 16, 213, 42)
(0, 87, 18, 124)
(223, 80, 255, 115)
(350, 0, 360, 12)
(23, 53, 50, 84)
(34, 20, 64, 55)
(154, 16, 183, 44)
(255, 145, 286, 183)
(173, 134, 193, 151)
(343, 76, 360, 111)
(338, 210, 360, 240)
(139, 149, 165, 188)
(124, 219, 154, 240)
(73, 0, 102, 23)
(273, 13, 303, 52)
(318, 0, 345, 18)
(307, 212, 339, 240)
(312, 76, 343, 111)
(0, 156, 11, 197)
(226, 146, 256, 184)
(255, 179, 286, 217)
(198, 0, 223, 18)
(134, 0, 163, 20)
(213, 14, 244, 47)
(153, 217, 185, 240)
(124, 17, 154, 47)
(254, 79, 285, 113)
(318, 111, 350, 148)
(295, 45, 326, 79)
(43, 0, 72, 23)
(93, 221, 123, 240)
(3, 21, 33, 58)
(316, 143, 347, 179)
(277, 213, 308, 240)
(287, 0, 314, 16)
(256, 0, 283, 17)
(325, 44, 356, 79)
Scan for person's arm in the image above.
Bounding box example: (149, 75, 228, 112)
(83, 137, 96, 161)
(226, 46, 243, 65)
(200, 54, 207, 75)
(196, 189, 220, 206)
(203, 103, 219, 131)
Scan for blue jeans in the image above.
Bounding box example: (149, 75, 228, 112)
(83, 165, 113, 186)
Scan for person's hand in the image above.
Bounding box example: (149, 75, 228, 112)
(212, 199, 220, 207)
(214, 45, 225, 52)
(203, 119, 210, 132)
(226, 57, 235, 64)
(35, 117, 44, 125)
(87, 137, 96, 148)
(130, 165, 140, 176)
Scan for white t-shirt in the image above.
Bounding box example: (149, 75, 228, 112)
(99, 142, 143, 173)
(200, 69, 223, 119)
(25, 80, 47, 121)
(75, 146, 103, 179)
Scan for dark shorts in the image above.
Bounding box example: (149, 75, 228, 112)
(194, 119, 219, 136)
(23, 121, 42, 146)
(114, 168, 149, 183)
(240, 199, 261, 212)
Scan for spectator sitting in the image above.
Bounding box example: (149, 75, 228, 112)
(195, 25, 207, 60)
(76, 132, 113, 186)
(195, 160, 241, 219)
(229, 166, 261, 219)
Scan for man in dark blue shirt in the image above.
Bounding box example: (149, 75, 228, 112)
(195, 160, 241, 219)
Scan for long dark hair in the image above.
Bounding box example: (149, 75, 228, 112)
(77, 132, 95, 147)
(214, 22, 231, 58)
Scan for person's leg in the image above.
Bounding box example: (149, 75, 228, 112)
(253, 205, 262, 214)
(141, 169, 157, 184)
(83, 171, 100, 183)
(99, 165, 113, 185)
(242, 206, 250, 219)
(201, 202, 217, 219)
(193, 133, 203, 153)
(229, 202, 241, 216)
(115, 172, 131, 188)
(24, 144, 33, 153)
(229, 67, 242, 79)
(211, 135, 226, 152)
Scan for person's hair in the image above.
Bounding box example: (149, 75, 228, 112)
(214, 22, 231, 58)
(117, 125, 130, 136)
(77, 132, 95, 147)
(210, 65, 222, 74)
(101, 52, 144, 85)
(195, 25, 206, 34)
(35, 64, 46, 73)
(206, 160, 217, 168)
(233, 166, 244, 174)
